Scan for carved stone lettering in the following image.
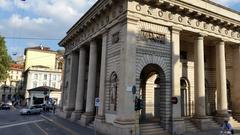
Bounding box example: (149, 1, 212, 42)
(178, 16, 183, 22)
(225, 30, 228, 35)
(204, 23, 208, 29)
(158, 11, 163, 17)
(187, 19, 192, 25)
(147, 7, 153, 15)
(196, 21, 200, 27)
(168, 13, 173, 20)
(136, 4, 141, 11)
(211, 26, 215, 31)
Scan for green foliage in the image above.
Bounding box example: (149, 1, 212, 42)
(0, 36, 11, 82)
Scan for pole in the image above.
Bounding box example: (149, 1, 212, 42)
(48, 73, 51, 102)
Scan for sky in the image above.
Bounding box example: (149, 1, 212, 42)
(0, 0, 239, 60)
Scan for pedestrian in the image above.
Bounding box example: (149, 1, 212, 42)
(220, 120, 234, 135)
(52, 105, 55, 114)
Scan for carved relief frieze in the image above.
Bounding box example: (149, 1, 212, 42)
(139, 30, 165, 44)
(137, 21, 170, 46)
(133, 4, 240, 41)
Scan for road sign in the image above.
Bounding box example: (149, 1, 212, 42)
(95, 97, 100, 107)
(171, 97, 178, 104)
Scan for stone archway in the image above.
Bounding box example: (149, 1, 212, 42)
(180, 78, 191, 117)
(139, 64, 166, 125)
(136, 55, 171, 129)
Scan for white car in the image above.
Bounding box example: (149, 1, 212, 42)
(20, 106, 42, 115)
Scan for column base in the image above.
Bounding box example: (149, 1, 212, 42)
(95, 115, 105, 122)
(79, 112, 95, 126)
(62, 106, 74, 119)
(70, 110, 83, 121)
(214, 110, 230, 124)
(172, 117, 184, 135)
(192, 116, 211, 130)
(113, 118, 135, 135)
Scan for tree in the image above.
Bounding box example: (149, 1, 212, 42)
(0, 36, 11, 82)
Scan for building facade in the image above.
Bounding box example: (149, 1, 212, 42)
(0, 64, 23, 103)
(27, 86, 62, 107)
(23, 46, 63, 106)
(58, 0, 240, 135)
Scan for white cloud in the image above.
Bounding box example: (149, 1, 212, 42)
(0, 0, 13, 10)
(0, 0, 97, 40)
(9, 14, 52, 28)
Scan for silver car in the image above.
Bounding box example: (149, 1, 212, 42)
(20, 106, 42, 115)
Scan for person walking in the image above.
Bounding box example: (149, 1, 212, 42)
(221, 120, 233, 135)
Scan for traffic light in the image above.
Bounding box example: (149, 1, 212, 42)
(134, 97, 144, 111)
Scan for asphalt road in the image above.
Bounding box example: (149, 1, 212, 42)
(0, 108, 103, 135)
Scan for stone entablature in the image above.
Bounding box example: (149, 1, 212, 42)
(128, 1, 240, 43)
(134, 0, 240, 28)
(60, 0, 128, 54)
(60, 0, 240, 55)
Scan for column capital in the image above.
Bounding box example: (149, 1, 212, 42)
(126, 16, 140, 25)
(101, 28, 109, 35)
(219, 40, 225, 45)
(171, 26, 182, 34)
(197, 33, 207, 37)
(90, 39, 97, 45)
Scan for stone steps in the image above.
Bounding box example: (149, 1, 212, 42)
(207, 119, 220, 129)
(184, 119, 200, 133)
(87, 121, 94, 129)
(230, 116, 240, 130)
(140, 123, 169, 135)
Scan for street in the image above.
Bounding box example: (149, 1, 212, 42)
(0, 108, 102, 135)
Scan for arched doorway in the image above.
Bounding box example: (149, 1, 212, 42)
(180, 78, 191, 117)
(139, 64, 166, 124)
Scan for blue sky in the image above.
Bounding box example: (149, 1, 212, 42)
(0, 0, 239, 60)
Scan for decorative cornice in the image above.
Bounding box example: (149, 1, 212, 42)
(129, 1, 240, 42)
(59, 0, 115, 47)
(137, 0, 240, 30)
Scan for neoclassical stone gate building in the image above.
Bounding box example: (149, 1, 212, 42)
(58, 0, 240, 134)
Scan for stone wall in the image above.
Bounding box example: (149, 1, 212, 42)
(135, 21, 172, 130)
(104, 23, 123, 123)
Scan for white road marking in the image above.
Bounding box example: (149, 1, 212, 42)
(0, 119, 45, 129)
(34, 122, 49, 135)
(40, 115, 79, 135)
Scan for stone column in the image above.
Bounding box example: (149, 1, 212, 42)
(194, 35, 206, 117)
(232, 45, 240, 119)
(60, 56, 68, 110)
(171, 26, 184, 135)
(81, 40, 98, 125)
(216, 41, 228, 120)
(96, 32, 107, 119)
(71, 47, 86, 121)
(193, 34, 211, 130)
(63, 52, 79, 118)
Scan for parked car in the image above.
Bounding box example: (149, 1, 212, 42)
(32, 105, 43, 112)
(20, 106, 41, 115)
(0, 103, 11, 110)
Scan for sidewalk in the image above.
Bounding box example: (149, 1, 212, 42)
(185, 129, 240, 135)
(42, 113, 104, 135)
